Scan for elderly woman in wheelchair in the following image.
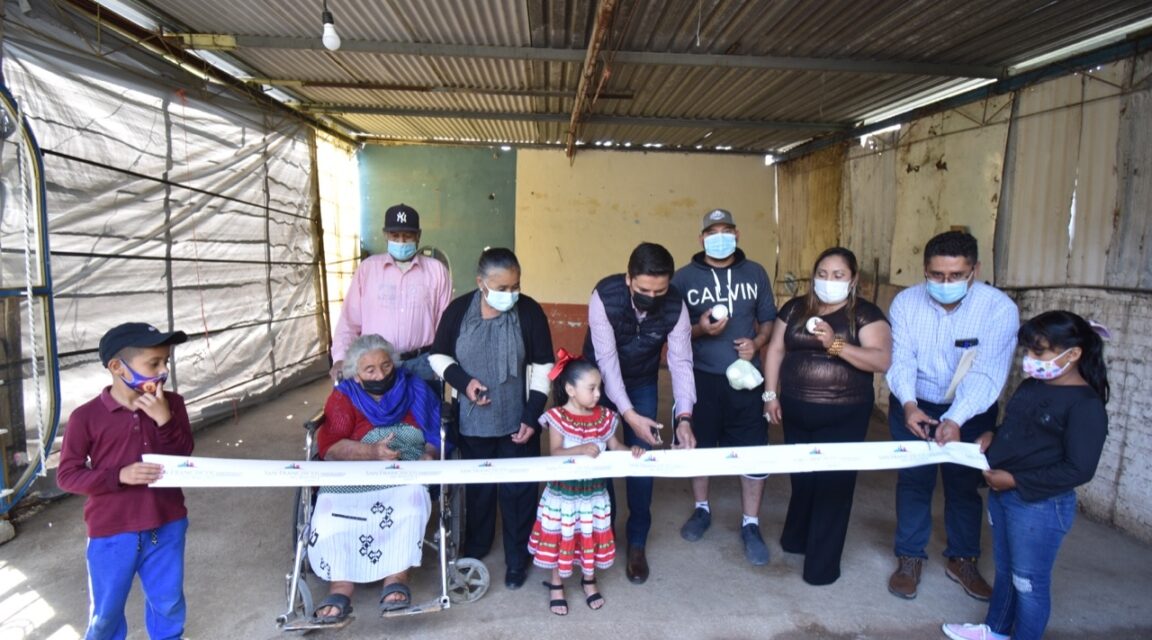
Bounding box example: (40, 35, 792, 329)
(308, 334, 442, 623)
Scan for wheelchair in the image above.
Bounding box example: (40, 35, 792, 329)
(276, 380, 489, 631)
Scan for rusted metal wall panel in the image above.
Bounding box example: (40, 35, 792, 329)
(1000, 77, 1083, 287)
(1108, 54, 1152, 289)
(775, 144, 845, 298)
(843, 134, 899, 289)
(1070, 64, 1124, 285)
(888, 96, 1012, 286)
(999, 60, 1134, 288)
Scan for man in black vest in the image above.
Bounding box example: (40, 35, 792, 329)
(585, 242, 697, 584)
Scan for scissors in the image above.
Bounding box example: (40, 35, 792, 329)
(467, 388, 489, 417)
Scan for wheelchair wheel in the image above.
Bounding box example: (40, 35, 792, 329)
(448, 557, 489, 603)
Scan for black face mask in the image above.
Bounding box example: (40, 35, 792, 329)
(361, 372, 397, 396)
(632, 291, 665, 313)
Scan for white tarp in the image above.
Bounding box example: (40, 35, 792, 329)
(2, 17, 327, 425)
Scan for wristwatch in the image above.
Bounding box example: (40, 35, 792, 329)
(761, 390, 778, 402)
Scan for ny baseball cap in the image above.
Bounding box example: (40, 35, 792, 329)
(383, 203, 421, 232)
(99, 323, 188, 367)
(701, 208, 736, 232)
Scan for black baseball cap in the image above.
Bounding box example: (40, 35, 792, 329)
(99, 323, 188, 367)
(383, 203, 421, 232)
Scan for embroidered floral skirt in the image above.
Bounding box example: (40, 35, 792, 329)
(307, 484, 431, 583)
(528, 478, 615, 577)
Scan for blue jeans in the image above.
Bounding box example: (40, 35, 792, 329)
(984, 489, 1076, 640)
(603, 383, 658, 547)
(85, 517, 188, 640)
(889, 394, 996, 558)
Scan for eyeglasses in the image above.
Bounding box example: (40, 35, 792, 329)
(924, 271, 973, 284)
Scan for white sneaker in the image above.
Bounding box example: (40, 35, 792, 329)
(941, 623, 1009, 640)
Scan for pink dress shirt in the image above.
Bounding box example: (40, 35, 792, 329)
(332, 253, 452, 361)
(587, 289, 696, 417)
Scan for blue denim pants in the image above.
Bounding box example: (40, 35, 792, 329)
(889, 394, 996, 558)
(85, 517, 188, 640)
(603, 383, 658, 547)
(984, 489, 1076, 640)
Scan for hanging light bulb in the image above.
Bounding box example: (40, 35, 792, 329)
(321, 1, 341, 51)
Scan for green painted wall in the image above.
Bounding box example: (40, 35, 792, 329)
(358, 145, 517, 297)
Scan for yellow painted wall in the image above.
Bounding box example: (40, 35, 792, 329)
(516, 149, 777, 304)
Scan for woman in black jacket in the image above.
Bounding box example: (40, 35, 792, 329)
(429, 247, 554, 590)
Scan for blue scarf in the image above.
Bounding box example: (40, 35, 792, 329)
(336, 367, 442, 451)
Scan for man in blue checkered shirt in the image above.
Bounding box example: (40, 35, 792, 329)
(884, 231, 1019, 602)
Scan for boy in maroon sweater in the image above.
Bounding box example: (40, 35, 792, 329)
(57, 323, 193, 640)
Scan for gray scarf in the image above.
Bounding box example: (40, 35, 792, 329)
(456, 292, 525, 437)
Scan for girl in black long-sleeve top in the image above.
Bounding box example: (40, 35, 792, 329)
(943, 311, 1110, 640)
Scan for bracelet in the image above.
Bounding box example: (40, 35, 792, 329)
(827, 336, 845, 357)
(761, 390, 778, 402)
(675, 415, 693, 427)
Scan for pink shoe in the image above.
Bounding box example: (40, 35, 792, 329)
(941, 623, 1009, 640)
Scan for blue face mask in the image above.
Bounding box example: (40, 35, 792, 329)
(926, 277, 971, 305)
(703, 232, 737, 260)
(387, 240, 418, 262)
(119, 361, 168, 394)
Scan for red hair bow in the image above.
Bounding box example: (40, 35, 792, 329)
(548, 348, 582, 380)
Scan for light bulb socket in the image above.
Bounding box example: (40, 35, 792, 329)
(322, 10, 335, 25)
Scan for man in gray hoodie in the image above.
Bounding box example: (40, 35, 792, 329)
(671, 209, 777, 565)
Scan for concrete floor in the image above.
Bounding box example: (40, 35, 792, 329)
(3, 375, 1151, 640)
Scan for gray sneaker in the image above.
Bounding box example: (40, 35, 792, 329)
(680, 507, 711, 541)
(741, 524, 770, 565)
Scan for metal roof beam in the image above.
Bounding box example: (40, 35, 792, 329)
(567, 0, 618, 158)
(298, 105, 849, 130)
(178, 34, 1001, 78)
(249, 78, 633, 100)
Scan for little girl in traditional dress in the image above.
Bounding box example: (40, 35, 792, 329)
(528, 349, 643, 616)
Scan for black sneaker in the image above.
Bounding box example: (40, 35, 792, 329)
(680, 507, 712, 542)
(741, 524, 770, 565)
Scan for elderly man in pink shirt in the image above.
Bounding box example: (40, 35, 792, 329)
(330, 203, 452, 383)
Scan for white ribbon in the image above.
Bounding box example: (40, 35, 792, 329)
(145, 441, 988, 488)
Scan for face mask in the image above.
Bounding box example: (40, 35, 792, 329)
(119, 361, 167, 394)
(703, 232, 737, 260)
(813, 279, 851, 304)
(360, 371, 397, 395)
(483, 285, 519, 313)
(1022, 348, 1074, 380)
(387, 240, 418, 262)
(631, 291, 665, 313)
(926, 275, 971, 305)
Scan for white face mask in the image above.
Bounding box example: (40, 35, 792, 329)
(813, 279, 851, 304)
(483, 283, 519, 313)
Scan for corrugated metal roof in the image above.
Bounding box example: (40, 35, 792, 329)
(89, 0, 1152, 154)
